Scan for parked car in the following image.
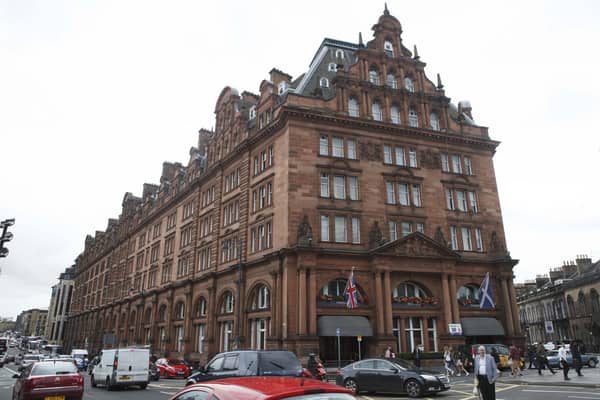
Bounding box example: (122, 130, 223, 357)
(155, 357, 191, 378)
(19, 354, 44, 369)
(149, 361, 160, 381)
(171, 376, 356, 400)
(12, 360, 84, 400)
(91, 347, 149, 390)
(186, 350, 306, 386)
(335, 358, 450, 398)
(546, 350, 598, 368)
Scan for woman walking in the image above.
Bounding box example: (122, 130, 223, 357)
(474, 345, 498, 400)
(443, 346, 455, 376)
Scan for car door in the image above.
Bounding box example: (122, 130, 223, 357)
(373, 359, 404, 393)
(200, 355, 224, 381)
(12, 364, 32, 399)
(350, 360, 377, 391)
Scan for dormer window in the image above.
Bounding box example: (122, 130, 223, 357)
(320, 77, 329, 88)
(384, 40, 394, 57)
(335, 49, 344, 59)
(430, 112, 440, 131)
(278, 82, 288, 95)
(328, 63, 337, 72)
(249, 106, 256, 120)
(368, 68, 380, 85)
(404, 77, 415, 93)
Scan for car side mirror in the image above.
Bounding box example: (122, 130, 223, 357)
(390, 368, 398, 373)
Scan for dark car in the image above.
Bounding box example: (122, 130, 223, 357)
(546, 350, 598, 368)
(186, 350, 304, 386)
(335, 358, 450, 398)
(172, 377, 356, 400)
(12, 360, 84, 400)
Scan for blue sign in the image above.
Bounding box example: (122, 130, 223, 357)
(335, 328, 341, 337)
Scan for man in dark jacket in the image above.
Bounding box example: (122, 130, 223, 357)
(413, 343, 422, 368)
(571, 340, 584, 376)
(536, 343, 556, 375)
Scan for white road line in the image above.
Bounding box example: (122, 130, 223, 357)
(159, 390, 178, 395)
(523, 390, 600, 395)
(568, 397, 600, 400)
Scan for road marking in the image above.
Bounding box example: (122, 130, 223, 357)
(523, 390, 600, 395)
(568, 397, 600, 400)
(160, 390, 178, 395)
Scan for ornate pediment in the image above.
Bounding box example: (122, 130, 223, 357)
(371, 232, 459, 259)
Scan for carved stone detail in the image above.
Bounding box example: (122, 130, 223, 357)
(297, 215, 313, 246)
(420, 149, 440, 169)
(359, 142, 382, 162)
(368, 221, 385, 248)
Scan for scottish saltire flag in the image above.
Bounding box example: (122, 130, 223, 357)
(479, 272, 495, 309)
(345, 270, 359, 310)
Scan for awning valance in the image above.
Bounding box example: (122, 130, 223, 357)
(317, 316, 373, 337)
(460, 317, 505, 336)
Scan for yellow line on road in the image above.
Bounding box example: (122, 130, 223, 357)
(457, 383, 519, 400)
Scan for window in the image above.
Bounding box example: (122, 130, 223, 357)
(446, 189, 455, 210)
(386, 73, 397, 88)
(389, 221, 397, 241)
(456, 190, 467, 211)
(220, 321, 233, 352)
(348, 96, 359, 117)
(166, 213, 177, 230)
(430, 112, 440, 131)
(394, 282, 428, 298)
(383, 144, 392, 164)
(221, 292, 234, 314)
(369, 68, 380, 85)
(464, 156, 473, 175)
(333, 176, 346, 199)
(398, 183, 410, 206)
(196, 297, 207, 317)
(404, 77, 415, 92)
(332, 137, 344, 157)
(249, 106, 256, 120)
(175, 325, 184, 352)
(347, 139, 357, 160)
(384, 40, 394, 57)
(401, 222, 412, 237)
(475, 228, 483, 252)
(320, 77, 329, 87)
(427, 318, 438, 352)
(320, 174, 330, 197)
(319, 135, 328, 155)
(196, 324, 205, 353)
(416, 223, 425, 233)
(390, 105, 401, 124)
(177, 258, 189, 277)
(408, 108, 419, 127)
(372, 101, 382, 121)
(349, 176, 359, 200)
(328, 63, 337, 72)
(409, 148, 417, 167)
(452, 155, 462, 174)
(457, 285, 480, 306)
(394, 146, 406, 166)
(175, 302, 185, 320)
(450, 226, 458, 250)
(468, 191, 478, 213)
(161, 264, 172, 283)
(278, 81, 288, 95)
(335, 49, 344, 59)
(461, 227, 472, 251)
(441, 153, 449, 172)
(405, 317, 423, 353)
(321, 215, 329, 241)
(257, 285, 270, 309)
(411, 184, 422, 207)
(334, 216, 347, 242)
(351, 217, 360, 244)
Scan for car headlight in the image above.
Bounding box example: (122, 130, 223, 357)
(420, 374, 439, 381)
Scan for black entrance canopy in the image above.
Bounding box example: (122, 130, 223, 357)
(460, 317, 505, 336)
(317, 316, 373, 337)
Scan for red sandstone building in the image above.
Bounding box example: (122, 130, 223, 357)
(65, 7, 521, 363)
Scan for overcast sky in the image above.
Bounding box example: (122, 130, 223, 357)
(1, 0, 599, 320)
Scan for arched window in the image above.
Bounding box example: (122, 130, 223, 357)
(195, 297, 207, 318)
(369, 68, 380, 85)
(318, 279, 367, 304)
(335, 49, 345, 59)
(404, 77, 415, 92)
(591, 289, 600, 313)
(393, 282, 428, 298)
(386, 72, 397, 88)
(278, 82, 288, 95)
(372, 101, 383, 121)
(390, 105, 401, 124)
(567, 295, 576, 317)
(578, 291, 587, 315)
(408, 108, 419, 127)
(430, 112, 440, 131)
(174, 302, 185, 320)
(158, 305, 167, 322)
(457, 284, 480, 307)
(328, 63, 337, 72)
(384, 40, 394, 57)
(220, 291, 235, 314)
(348, 96, 359, 117)
(320, 77, 329, 88)
(251, 284, 270, 310)
(143, 308, 152, 324)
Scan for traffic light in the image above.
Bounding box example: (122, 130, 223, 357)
(0, 218, 15, 258)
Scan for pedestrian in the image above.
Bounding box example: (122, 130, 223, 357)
(558, 342, 570, 380)
(307, 353, 318, 377)
(413, 342, 422, 368)
(443, 346, 455, 376)
(572, 340, 584, 377)
(384, 346, 392, 359)
(508, 343, 522, 377)
(527, 345, 536, 369)
(490, 347, 501, 377)
(474, 345, 498, 400)
(536, 343, 556, 375)
(456, 350, 469, 376)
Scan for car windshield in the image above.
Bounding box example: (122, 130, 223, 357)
(31, 362, 78, 376)
(168, 359, 185, 365)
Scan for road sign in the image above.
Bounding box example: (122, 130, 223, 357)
(545, 321, 554, 333)
(357, 335, 362, 342)
(335, 328, 341, 337)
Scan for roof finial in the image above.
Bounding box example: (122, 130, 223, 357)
(358, 32, 364, 48)
(413, 45, 420, 60)
(384, 3, 390, 15)
(436, 73, 444, 90)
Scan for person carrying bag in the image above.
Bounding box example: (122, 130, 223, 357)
(474, 345, 498, 400)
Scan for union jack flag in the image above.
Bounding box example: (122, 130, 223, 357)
(345, 269, 358, 310)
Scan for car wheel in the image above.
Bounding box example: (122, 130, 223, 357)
(140, 383, 147, 390)
(344, 378, 359, 394)
(91, 375, 97, 387)
(404, 379, 422, 398)
(185, 379, 196, 386)
(588, 359, 597, 368)
(106, 377, 114, 391)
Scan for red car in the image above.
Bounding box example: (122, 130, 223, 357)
(169, 376, 356, 400)
(155, 357, 191, 378)
(12, 360, 84, 400)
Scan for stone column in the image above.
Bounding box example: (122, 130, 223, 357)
(298, 267, 307, 336)
(441, 274, 452, 333)
(375, 271, 385, 335)
(508, 278, 521, 335)
(449, 275, 459, 323)
(501, 277, 515, 336)
(308, 268, 317, 336)
(383, 271, 393, 334)
(399, 317, 407, 352)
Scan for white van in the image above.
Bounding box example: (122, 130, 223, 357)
(91, 347, 149, 390)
